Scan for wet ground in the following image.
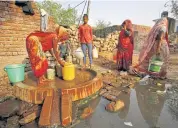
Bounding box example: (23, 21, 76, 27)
(75, 85, 178, 128)
(73, 52, 178, 128)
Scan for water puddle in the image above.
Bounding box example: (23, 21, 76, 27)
(74, 84, 178, 128)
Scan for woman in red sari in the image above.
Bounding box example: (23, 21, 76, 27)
(117, 20, 134, 72)
(26, 25, 69, 85)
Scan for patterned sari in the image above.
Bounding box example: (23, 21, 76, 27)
(26, 26, 69, 78)
(26, 32, 57, 78)
(134, 18, 170, 77)
(117, 20, 134, 71)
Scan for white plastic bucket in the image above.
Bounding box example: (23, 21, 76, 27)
(93, 46, 98, 58)
(47, 69, 55, 80)
(66, 53, 73, 63)
(74, 47, 84, 59)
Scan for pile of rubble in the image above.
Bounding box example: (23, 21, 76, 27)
(93, 31, 120, 52)
(0, 96, 41, 128)
(67, 25, 119, 53)
(98, 70, 140, 112)
(100, 71, 139, 101)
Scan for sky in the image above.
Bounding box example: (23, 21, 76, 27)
(49, 0, 173, 27)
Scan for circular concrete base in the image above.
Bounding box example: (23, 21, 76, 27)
(14, 69, 102, 104)
(13, 69, 103, 127)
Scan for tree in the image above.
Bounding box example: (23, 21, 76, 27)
(36, 0, 78, 26)
(95, 20, 111, 29)
(165, 0, 178, 18)
(170, 0, 178, 18)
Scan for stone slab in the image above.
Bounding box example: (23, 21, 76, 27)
(50, 90, 60, 126)
(20, 121, 38, 128)
(19, 110, 40, 125)
(6, 116, 20, 128)
(0, 99, 20, 118)
(61, 94, 72, 127)
(39, 96, 53, 127)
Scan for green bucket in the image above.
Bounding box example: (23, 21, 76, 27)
(148, 60, 163, 72)
(4, 64, 26, 83)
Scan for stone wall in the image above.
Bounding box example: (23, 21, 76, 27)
(93, 25, 121, 38)
(65, 24, 151, 55)
(0, 1, 55, 85)
(91, 25, 151, 52)
(93, 24, 151, 38)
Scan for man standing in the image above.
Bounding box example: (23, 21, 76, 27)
(78, 14, 93, 69)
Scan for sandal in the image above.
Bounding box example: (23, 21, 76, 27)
(131, 68, 142, 77)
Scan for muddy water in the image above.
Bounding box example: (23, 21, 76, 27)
(75, 85, 178, 128)
(24, 69, 96, 89)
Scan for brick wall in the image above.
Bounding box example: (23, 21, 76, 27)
(0, 1, 55, 86)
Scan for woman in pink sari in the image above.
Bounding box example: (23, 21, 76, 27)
(133, 18, 170, 79)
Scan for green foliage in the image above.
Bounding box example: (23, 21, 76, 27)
(36, 0, 78, 26)
(95, 20, 111, 29)
(170, 0, 178, 17)
(165, 0, 178, 18)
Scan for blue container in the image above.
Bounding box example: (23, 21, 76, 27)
(4, 64, 26, 83)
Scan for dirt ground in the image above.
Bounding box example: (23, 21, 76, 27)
(94, 52, 178, 81)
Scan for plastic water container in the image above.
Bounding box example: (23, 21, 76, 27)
(56, 64, 62, 77)
(62, 62, 75, 81)
(66, 53, 73, 63)
(4, 64, 26, 83)
(148, 60, 163, 72)
(93, 46, 98, 58)
(148, 56, 163, 72)
(74, 47, 84, 59)
(47, 69, 55, 80)
(113, 49, 118, 61)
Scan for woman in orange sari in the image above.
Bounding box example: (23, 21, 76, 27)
(26, 25, 69, 85)
(117, 20, 134, 72)
(132, 18, 169, 79)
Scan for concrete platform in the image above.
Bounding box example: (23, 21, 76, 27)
(14, 69, 102, 104)
(13, 69, 103, 127)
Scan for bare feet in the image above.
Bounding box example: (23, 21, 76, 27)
(37, 76, 51, 86)
(81, 65, 86, 70)
(37, 78, 46, 86)
(89, 64, 92, 69)
(42, 75, 52, 82)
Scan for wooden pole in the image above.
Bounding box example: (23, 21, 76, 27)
(87, 0, 91, 17)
